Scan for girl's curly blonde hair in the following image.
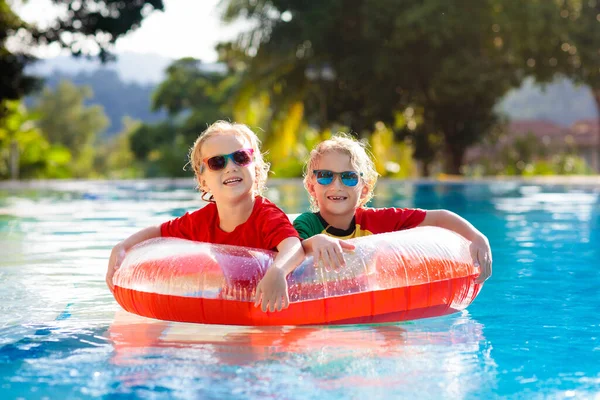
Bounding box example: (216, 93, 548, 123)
(189, 121, 270, 201)
(303, 133, 379, 212)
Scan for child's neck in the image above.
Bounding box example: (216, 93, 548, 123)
(319, 210, 355, 231)
(216, 196, 256, 232)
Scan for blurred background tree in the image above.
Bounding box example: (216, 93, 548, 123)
(0, 0, 163, 179)
(129, 58, 234, 177)
(94, 117, 142, 179)
(0, 0, 598, 180)
(0, 0, 39, 108)
(34, 80, 109, 177)
(0, 100, 71, 179)
(218, 0, 589, 175)
(1, 0, 163, 102)
(497, 0, 600, 169)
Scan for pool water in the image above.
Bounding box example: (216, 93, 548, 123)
(0, 179, 599, 399)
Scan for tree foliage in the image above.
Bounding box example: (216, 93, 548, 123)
(151, 58, 234, 140)
(94, 117, 142, 179)
(1, 0, 163, 105)
(31, 0, 164, 60)
(220, 0, 600, 174)
(496, 0, 600, 168)
(34, 80, 108, 154)
(0, 100, 71, 179)
(33, 80, 108, 177)
(36, 69, 165, 136)
(0, 0, 39, 106)
(129, 59, 234, 176)
(218, 0, 524, 174)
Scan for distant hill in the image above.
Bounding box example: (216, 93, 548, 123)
(25, 53, 230, 137)
(26, 69, 166, 137)
(25, 53, 599, 135)
(497, 77, 597, 126)
(26, 52, 227, 84)
(26, 52, 174, 84)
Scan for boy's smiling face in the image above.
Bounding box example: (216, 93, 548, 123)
(307, 150, 369, 223)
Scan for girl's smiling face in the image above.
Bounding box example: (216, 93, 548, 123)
(199, 132, 257, 204)
(307, 150, 369, 219)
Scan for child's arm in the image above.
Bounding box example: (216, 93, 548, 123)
(302, 234, 356, 271)
(419, 210, 492, 283)
(254, 237, 305, 312)
(106, 226, 161, 293)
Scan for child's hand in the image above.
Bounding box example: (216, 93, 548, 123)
(309, 234, 355, 271)
(254, 267, 289, 312)
(470, 235, 492, 283)
(106, 243, 126, 293)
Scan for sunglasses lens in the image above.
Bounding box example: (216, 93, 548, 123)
(207, 155, 226, 171)
(232, 150, 252, 166)
(315, 170, 334, 185)
(341, 171, 359, 187)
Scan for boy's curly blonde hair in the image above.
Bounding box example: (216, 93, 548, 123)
(303, 133, 379, 212)
(189, 121, 270, 201)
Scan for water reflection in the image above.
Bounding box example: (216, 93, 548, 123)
(0, 309, 494, 398)
(106, 310, 494, 398)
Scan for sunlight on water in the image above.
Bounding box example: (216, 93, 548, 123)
(0, 179, 599, 399)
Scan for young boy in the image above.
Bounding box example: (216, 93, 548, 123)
(293, 134, 492, 283)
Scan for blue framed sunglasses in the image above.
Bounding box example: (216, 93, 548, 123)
(313, 170, 363, 187)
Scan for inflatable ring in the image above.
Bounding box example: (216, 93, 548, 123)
(113, 226, 483, 326)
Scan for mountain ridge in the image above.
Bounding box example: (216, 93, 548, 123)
(25, 52, 599, 130)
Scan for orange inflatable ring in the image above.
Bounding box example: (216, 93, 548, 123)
(113, 226, 483, 326)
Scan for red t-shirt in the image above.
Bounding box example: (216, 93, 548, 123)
(160, 196, 298, 250)
(355, 207, 426, 235)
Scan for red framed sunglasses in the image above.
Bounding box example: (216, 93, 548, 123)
(201, 148, 255, 172)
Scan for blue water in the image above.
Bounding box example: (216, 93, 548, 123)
(0, 179, 599, 399)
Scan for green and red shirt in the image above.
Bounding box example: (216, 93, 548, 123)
(293, 207, 427, 240)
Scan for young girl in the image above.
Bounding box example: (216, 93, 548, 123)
(106, 121, 304, 312)
(294, 134, 492, 283)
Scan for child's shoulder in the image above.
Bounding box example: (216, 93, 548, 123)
(293, 211, 319, 223)
(255, 196, 288, 216)
(355, 206, 426, 231)
(356, 206, 393, 215)
(184, 202, 217, 218)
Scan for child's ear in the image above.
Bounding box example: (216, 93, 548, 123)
(199, 178, 208, 192)
(360, 184, 370, 199)
(307, 181, 316, 198)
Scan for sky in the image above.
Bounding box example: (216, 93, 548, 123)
(11, 0, 249, 61)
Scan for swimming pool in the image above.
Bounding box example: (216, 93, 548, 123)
(1, 179, 598, 399)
